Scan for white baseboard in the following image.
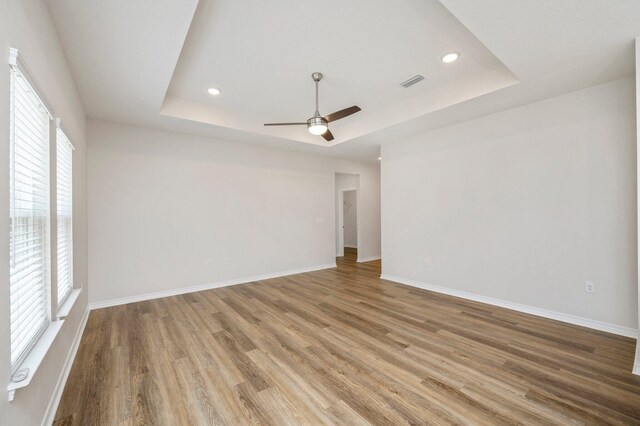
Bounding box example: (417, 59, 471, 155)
(89, 263, 337, 310)
(344, 244, 357, 249)
(357, 255, 381, 263)
(634, 344, 640, 376)
(380, 274, 638, 339)
(42, 307, 90, 426)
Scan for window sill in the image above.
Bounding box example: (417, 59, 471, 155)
(7, 320, 64, 402)
(57, 288, 82, 319)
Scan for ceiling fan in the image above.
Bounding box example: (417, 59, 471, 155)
(264, 72, 361, 142)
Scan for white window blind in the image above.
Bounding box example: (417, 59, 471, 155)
(9, 65, 51, 370)
(56, 128, 73, 307)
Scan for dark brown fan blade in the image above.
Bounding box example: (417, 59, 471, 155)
(264, 122, 307, 126)
(322, 129, 334, 141)
(324, 106, 361, 123)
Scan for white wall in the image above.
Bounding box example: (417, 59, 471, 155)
(335, 173, 358, 191)
(382, 77, 638, 331)
(344, 191, 358, 248)
(87, 119, 380, 305)
(0, 1, 88, 425)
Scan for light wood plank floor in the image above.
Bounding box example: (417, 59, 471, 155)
(55, 248, 640, 425)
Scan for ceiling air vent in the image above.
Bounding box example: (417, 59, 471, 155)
(400, 74, 425, 88)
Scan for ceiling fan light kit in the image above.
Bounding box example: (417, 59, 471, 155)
(264, 72, 361, 142)
(308, 116, 328, 135)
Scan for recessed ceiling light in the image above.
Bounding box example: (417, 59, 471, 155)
(378, 157, 382, 161)
(441, 52, 459, 63)
(207, 87, 222, 95)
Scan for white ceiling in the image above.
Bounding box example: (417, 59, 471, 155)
(163, 0, 516, 146)
(46, 0, 640, 163)
(45, 0, 199, 122)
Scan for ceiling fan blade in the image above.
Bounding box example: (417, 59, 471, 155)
(324, 106, 361, 123)
(264, 122, 307, 126)
(322, 129, 335, 142)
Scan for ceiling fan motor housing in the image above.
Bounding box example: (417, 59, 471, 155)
(308, 116, 327, 128)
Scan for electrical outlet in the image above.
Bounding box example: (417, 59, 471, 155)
(422, 258, 429, 267)
(585, 281, 595, 293)
(206, 260, 213, 269)
(223, 257, 230, 266)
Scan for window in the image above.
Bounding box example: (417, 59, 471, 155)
(56, 128, 73, 307)
(7, 49, 80, 401)
(9, 65, 51, 371)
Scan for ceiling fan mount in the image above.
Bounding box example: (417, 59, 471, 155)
(264, 72, 361, 142)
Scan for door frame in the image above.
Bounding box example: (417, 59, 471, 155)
(337, 187, 357, 257)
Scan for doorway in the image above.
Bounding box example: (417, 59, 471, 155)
(337, 188, 358, 257)
(335, 172, 360, 258)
